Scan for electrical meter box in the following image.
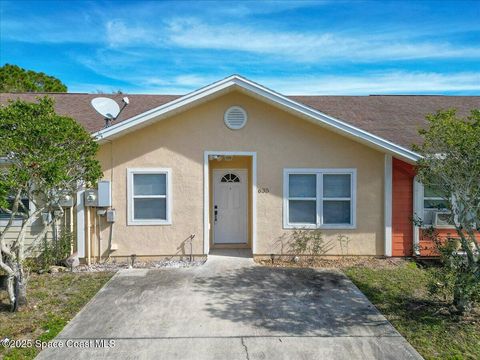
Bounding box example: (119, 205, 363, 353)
(84, 189, 98, 207)
(58, 194, 74, 207)
(84, 180, 111, 207)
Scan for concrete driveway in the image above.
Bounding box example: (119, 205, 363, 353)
(37, 250, 422, 359)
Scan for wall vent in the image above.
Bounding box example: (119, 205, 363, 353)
(224, 106, 247, 130)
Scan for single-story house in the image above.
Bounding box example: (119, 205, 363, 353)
(1, 75, 479, 262)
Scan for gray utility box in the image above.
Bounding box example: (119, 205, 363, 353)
(106, 209, 116, 223)
(84, 180, 112, 207)
(97, 180, 112, 207)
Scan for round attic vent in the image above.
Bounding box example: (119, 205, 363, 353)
(224, 106, 247, 130)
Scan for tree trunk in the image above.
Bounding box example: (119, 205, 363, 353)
(453, 282, 472, 315)
(17, 263, 27, 306)
(7, 261, 27, 307)
(6, 274, 17, 311)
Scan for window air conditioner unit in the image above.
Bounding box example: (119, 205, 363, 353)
(433, 211, 454, 228)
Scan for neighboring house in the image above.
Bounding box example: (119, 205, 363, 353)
(1, 75, 479, 261)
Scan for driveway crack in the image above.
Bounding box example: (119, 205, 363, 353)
(241, 337, 250, 360)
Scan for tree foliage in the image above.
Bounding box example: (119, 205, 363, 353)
(414, 109, 480, 314)
(0, 96, 101, 309)
(0, 64, 67, 92)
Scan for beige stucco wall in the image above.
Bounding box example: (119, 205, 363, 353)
(94, 90, 386, 257)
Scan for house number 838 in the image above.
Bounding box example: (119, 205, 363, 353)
(258, 188, 270, 193)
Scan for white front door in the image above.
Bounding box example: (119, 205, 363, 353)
(213, 169, 248, 244)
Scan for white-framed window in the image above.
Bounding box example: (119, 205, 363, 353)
(283, 168, 356, 229)
(127, 168, 172, 225)
(423, 185, 451, 226)
(414, 179, 455, 229)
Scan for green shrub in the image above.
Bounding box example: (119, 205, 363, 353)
(418, 223, 480, 314)
(27, 228, 73, 272)
(288, 229, 334, 261)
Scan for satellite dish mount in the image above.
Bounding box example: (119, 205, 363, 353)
(91, 96, 130, 128)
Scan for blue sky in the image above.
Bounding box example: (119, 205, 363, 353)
(1, 0, 479, 95)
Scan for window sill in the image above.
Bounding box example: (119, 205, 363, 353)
(420, 225, 456, 230)
(283, 224, 356, 230)
(127, 220, 172, 226)
(320, 225, 356, 230)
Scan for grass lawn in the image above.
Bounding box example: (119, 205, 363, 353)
(344, 262, 480, 360)
(0, 271, 113, 360)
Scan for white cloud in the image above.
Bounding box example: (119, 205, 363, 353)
(4, 2, 479, 64)
(165, 19, 480, 62)
(141, 74, 218, 87)
(69, 70, 480, 95)
(259, 71, 480, 95)
(105, 20, 164, 48)
(210, 0, 328, 17)
(87, 16, 479, 64)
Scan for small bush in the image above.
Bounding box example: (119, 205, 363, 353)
(418, 223, 480, 314)
(27, 228, 73, 272)
(288, 229, 334, 262)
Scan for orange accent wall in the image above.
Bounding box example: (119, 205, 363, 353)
(419, 229, 480, 257)
(419, 229, 451, 257)
(391, 158, 478, 257)
(392, 158, 416, 256)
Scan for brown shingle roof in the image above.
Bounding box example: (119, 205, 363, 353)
(289, 95, 479, 149)
(1, 92, 478, 150)
(0, 93, 180, 134)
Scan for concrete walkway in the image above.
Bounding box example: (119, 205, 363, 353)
(36, 250, 422, 359)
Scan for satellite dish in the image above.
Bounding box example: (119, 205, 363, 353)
(91, 97, 120, 120)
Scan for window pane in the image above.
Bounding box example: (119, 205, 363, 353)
(323, 174, 351, 198)
(134, 198, 166, 220)
(424, 199, 449, 210)
(289, 200, 316, 224)
(423, 210, 435, 225)
(323, 200, 351, 224)
(134, 174, 166, 196)
(424, 185, 445, 198)
(289, 174, 316, 198)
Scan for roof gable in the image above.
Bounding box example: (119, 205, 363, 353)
(92, 75, 421, 163)
(2, 76, 478, 163)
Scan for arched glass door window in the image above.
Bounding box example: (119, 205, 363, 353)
(221, 173, 240, 183)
